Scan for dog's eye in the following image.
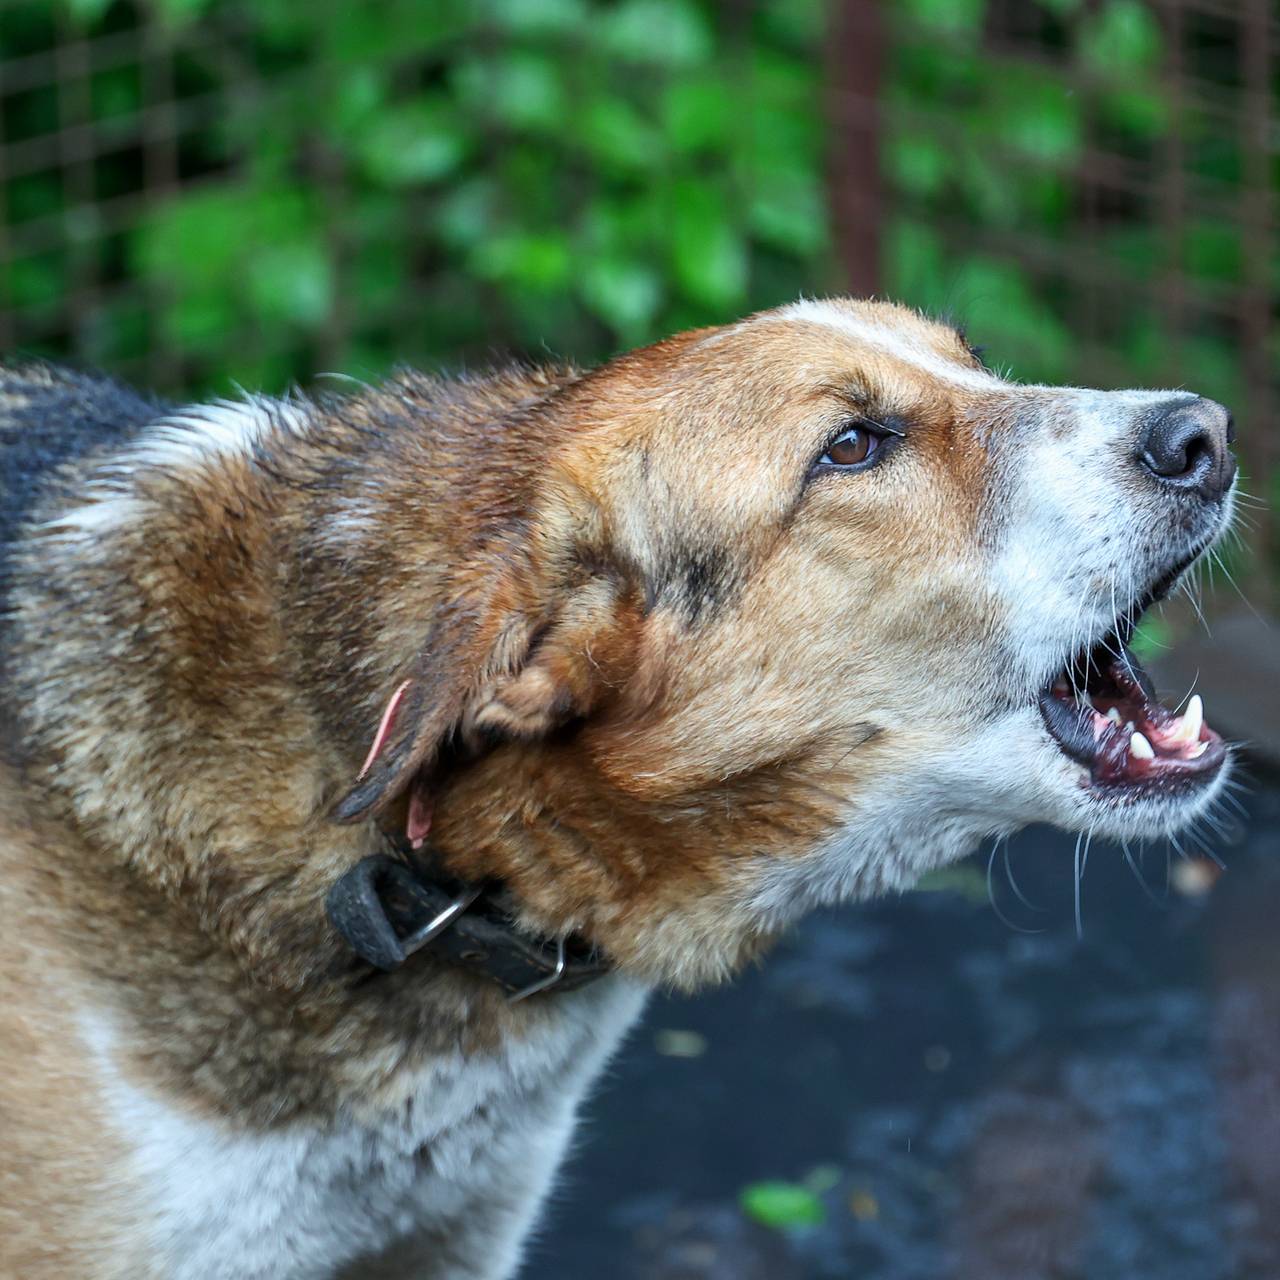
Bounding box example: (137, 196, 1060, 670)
(815, 420, 895, 472)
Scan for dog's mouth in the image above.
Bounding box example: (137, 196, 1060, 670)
(1036, 566, 1226, 796)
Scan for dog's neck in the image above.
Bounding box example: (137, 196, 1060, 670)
(268, 379, 803, 991)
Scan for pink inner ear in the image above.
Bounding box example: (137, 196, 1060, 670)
(357, 678, 413, 781)
(407, 788, 433, 849)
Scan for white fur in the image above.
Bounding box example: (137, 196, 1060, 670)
(991, 387, 1205, 687)
(81, 980, 646, 1280)
(43, 397, 308, 541)
(744, 371, 1236, 919)
(779, 299, 1003, 390)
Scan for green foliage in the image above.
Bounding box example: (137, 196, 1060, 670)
(4, 0, 831, 391)
(0, 0, 1274, 594)
(739, 1180, 826, 1230)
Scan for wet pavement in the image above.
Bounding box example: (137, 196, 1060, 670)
(526, 774, 1280, 1280)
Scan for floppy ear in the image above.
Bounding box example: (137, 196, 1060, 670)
(332, 576, 634, 824)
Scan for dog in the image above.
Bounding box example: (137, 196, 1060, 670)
(0, 298, 1236, 1278)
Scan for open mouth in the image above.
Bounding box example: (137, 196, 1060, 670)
(1037, 578, 1226, 797)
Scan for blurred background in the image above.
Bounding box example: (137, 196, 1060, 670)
(1, 0, 1277, 1276)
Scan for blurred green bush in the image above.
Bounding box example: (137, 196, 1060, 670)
(2, 0, 834, 391)
(1, 0, 1274, 571)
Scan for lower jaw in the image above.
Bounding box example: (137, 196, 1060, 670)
(1038, 647, 1228, 804)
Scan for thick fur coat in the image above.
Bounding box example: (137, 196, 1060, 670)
(0, 300, 1235, 1277)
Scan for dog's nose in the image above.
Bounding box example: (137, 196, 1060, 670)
(1136, 397, 1236, 501)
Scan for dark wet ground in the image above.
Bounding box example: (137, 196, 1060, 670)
(526, 776, 1280, 1280)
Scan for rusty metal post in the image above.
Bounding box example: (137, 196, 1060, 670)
(1239, 0, 1274, 604)
(827, 0, 882, 297)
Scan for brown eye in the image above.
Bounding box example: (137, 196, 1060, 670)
(817, 421, 891, 470)
(826, 429, 872, 466)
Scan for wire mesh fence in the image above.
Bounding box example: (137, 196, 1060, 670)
(0, 0, 1275, 586)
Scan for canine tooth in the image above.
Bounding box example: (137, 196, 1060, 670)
(1106, 708, 1123, 724)
(1181, 694, 1203, 741)
(1188, 741, 1208, 759)
(1130, 731, 1155, 760)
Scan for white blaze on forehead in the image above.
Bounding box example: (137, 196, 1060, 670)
(776, 299, 1004, 391)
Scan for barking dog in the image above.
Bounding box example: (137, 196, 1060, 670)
(0, 299, 1235, 1278)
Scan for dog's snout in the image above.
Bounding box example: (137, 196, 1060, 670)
(1136, 397, 1236, 501)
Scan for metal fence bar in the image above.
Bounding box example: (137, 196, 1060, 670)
(1238, 0, 1275, 600)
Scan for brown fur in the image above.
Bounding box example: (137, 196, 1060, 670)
(0, 299, 1181, 1275)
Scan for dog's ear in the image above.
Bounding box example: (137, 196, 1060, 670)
(332, 577, 635, 823)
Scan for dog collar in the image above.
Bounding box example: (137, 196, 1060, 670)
(325, 844, 611, 1002)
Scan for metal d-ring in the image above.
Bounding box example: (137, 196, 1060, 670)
(399, 885, 483, 959)
(507, 935, 567, 1004)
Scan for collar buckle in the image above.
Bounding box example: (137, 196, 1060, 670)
(399, 884, 482, 959)
(506, 935, 567, 1003)
(326, 851, 610, 999)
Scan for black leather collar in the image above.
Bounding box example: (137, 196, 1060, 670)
(325, 844, 611, 1001)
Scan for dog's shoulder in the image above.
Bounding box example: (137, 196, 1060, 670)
(0, 362, 168, 591)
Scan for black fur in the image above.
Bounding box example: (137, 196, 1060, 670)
(659, 547, 735, 625)
(0, 363, 168, 608)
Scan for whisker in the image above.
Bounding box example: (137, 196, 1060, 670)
(987, 840, 1043, 935)
(1003, 839, 1043, 912)
(1122, 838, 1164, 905)
(1073, 831, 1085, 940)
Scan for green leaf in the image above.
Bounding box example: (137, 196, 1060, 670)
(897, 0, 986, 40)
(1098, 86, 1168, 139)
(662, 77, 732, 154)
(136, 190, 244, 290)
(7, 252, 68, 309)
(757, 0, 827, 49)
(162, 293, 237, 353)
(1186, 220, 1241, 284)
(455, 52, 567, 133)
(91, 66, 143, 121)
(484, 0, 588, 36)
(671, 182, 747, 310)
(599, 0, 713, 68)
(748, 169, 828, 257)
(883, 219, 949, 312)
(1078, 0, 1162, 77)
(740, 1181, 826, 1230)
(579, 259, 662, 339)
(247, 242, 333, 328)
(66, 0, 116, 25)
(989, 71, 1081, 164)
(578, 98, 659, 172)
(356, 102, 468, 186)
(1129, 614, 1171, 662)
(151, 0, 218, 24)
(886, 131, 950, 198)
(472, 231, 571, 291)
(435, 178, 501, 250)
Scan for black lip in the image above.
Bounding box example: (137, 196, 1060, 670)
(1038, 690, 1096, 766)
(1038, 641, 1226, 793)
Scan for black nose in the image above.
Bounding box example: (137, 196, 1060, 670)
(1136, 397, 1236, 501)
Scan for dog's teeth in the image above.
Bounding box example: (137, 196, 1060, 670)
(1164, 694, 1204, 748)
(1106, 707, 1123, 724)
(1188, 741, 1208, 759)
(1130, 731, 1155, 760)
(1181, 694, 1203, 741)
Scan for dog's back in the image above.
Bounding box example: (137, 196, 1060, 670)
(0, 364, 166, 597)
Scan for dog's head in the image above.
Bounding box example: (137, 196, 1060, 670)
(335, 297, 1236, 983)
